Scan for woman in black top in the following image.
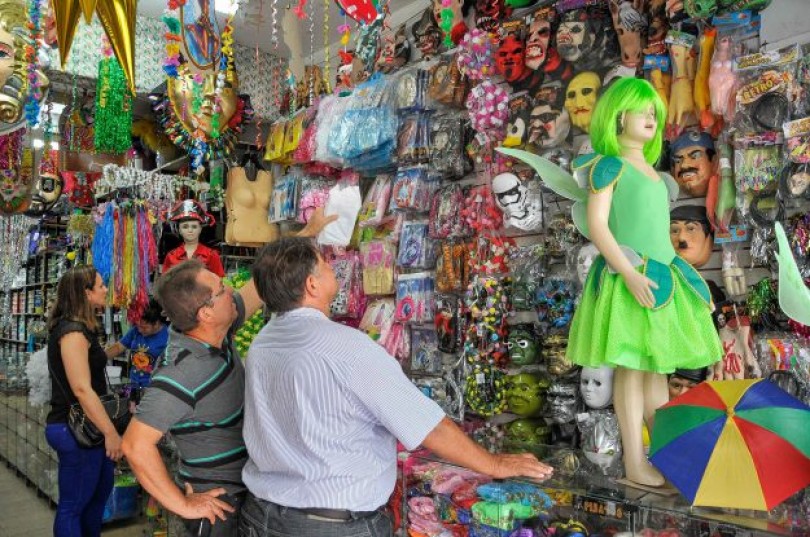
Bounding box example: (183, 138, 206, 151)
(45, 266, 122, 537)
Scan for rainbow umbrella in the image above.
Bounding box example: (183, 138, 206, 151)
(650, 379, 810, 510)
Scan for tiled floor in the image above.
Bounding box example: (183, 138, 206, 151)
(0, 462, 151, 536)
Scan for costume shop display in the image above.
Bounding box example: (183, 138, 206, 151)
(2, 0, 810, 534)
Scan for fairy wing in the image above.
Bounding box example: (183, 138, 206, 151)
(775, 221, 810, 325)
(496, 147, 591, 238)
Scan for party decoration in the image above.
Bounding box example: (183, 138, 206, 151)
(94, 52, 133, 154)
(55, 0, 137, 95)
(650, 379, 810, 510)
(335, 0, 378, 24)
(457, 28, 494, 80)
(79, 0, 97, 22)
(0, 0, 49, 134)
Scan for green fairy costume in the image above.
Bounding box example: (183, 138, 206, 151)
(498, 148, 722, 374)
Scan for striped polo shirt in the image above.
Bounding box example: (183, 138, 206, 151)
(242, 307, 446, 511)
(136, 295, 247, 493)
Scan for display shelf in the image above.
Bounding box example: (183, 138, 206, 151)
(403, 451, 809, 537)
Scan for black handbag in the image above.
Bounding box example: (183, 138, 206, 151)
(51, 359, 131, 448)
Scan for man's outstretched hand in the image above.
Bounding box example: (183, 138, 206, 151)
(296, 207, 338, 238)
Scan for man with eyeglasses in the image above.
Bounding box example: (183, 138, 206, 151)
(122, 210, 336, 537)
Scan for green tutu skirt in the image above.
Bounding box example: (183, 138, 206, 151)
(567, 262, 723, 374)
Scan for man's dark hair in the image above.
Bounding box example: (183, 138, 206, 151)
(154, 260, 211, 332)
(670, 204, 712, 236)
(252, 237, 321, 313)
(141, 298, 167, 325)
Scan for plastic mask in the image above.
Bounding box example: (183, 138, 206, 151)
(496, 34, 527, 83)
(527, 103, 570, 148)
(670, 219, 713, 267)
(579, 366, 614, 409)
(507, 327, 540, 366)
(525, 16, 551, 70)
(506, 373, 544, 417)
(564, 72, 600, 133)
(476, 0, 510, 32)
(557, 11, 591, 62)
(609, 0, 645, 67)
(168, 73, 237, 139)
(671, 145, 713, 197)
(506, 419, 550, 444)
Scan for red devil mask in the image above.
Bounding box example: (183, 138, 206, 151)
(496, 34, 527, 83)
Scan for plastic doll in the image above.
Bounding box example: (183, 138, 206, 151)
(498, 78, 722, 487)
(708, 34, 736, 120)
(163, 199, 225, 277)
(667, 37, 696, 136)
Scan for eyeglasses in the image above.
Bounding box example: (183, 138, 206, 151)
(198, 282, 227, 313)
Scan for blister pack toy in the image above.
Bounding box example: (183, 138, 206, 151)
(434, 293, 465, 354)
(430, 115, 471, 179)
(410, 325, 442, 374)
(296, 176, 331, 224)
(268, 172, 299, 223)
(329, 250, 364, 319)
(390, 166, 436, 212)
(396, 272, 435, 324)
(436, 241, 469, 294)
(398, 220, 437, 269)
(429, 184, 470, 239)
(360, 239, 396, 295)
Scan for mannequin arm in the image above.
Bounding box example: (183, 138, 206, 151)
(588, 188, 657, 308)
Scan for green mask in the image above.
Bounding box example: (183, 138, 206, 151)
(506, 418, 550, 445)
(505, 373, 545, 417)
(508, 326, 540, 366)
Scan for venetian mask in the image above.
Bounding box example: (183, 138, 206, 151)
(524, 15, 551, 70)
(507, 325, 540, 366)
(168, 75, 238, 139)
(0, 0, 49, 134)
(609, 0, 646, 68)
(669, 205, 713, 268)
(475, 0, 510, 32)
(564, 72, 601, 133)
(580, 367, 614, 410)
(670, 131, 715, 197)
(527, 103, 570, 148)
(506, 373, 546, 417)
(496, 34, 527, 83)
(556, 10, 592, 62)
(506, 419, 550, 445)
(412, 8, 443, 58)
(377, 24, 410, 73)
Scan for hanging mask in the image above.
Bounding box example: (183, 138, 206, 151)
(564, 71, 601, 133)
(506, 418, 551, 446)
(507, 324, 541, 366)
(352, 16, 384, 84)
(578, 411, 622, 473)
(0, 133, 31, 215)
(546, 382, 578, 424)
(669, 205, 714, 268)
(524, 8, 553, 70)
(609, 0, 647, 68)
(25, 151, 63, 217)
(496, 31, 528, 83)
(670, 130, 715, 197)
(556, 5, 617, 71)
(527, 101, 570, 149)
(475, 0, 511, 32)
(505, 373, 547, 417)
(492, 172, 543, 231)
(644, 0, 669, 55)
(556, 9, 592, 63)
(412, 8, 443, 58)
(377, 24, 411, 73)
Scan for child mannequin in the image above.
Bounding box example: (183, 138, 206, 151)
(162, 199, 225, 277)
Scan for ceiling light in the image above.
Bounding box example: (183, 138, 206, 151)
(215, 0, 239, 14)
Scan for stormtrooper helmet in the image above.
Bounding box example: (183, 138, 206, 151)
(492, 172, 543, 231)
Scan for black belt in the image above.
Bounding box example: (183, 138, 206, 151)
(296, 507, 379, 521)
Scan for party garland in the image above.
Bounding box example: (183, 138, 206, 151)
(24, 0, 44, 127)
(95, 52, 133, 154)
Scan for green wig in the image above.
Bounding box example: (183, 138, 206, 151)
(589, 77, 666, 165)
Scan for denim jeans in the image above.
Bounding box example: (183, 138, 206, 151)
(171, 492, 245, 537)
(239, 492, 393, 537)
(45, 423, 114, 537)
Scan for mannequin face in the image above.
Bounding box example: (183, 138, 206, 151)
(671, 145, 712, 197)
(507, 327, 540, 366)
(178, 220, 203, 244)
(670, 219, 713, 267)
(565, 72, 600, 133)
(580, 366, 614, 409)
(525, 17, 551, 70)
(506, 374, 544, 417)
(619, 105, 657, 145)
(496, 35, 527, 83)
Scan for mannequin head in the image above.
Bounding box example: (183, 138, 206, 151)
(564, 72, 601, 133)
(506, 418, 550, 444)
(580, 366, 614, 409)
(506, 373, 545, 417)
(668, 368, 708, 400)
(524, 12, 551, 70)
(589, 77, 666, 164)
(670, 131, 715, 197)
(168, 199, 214, 245)
(669, 205, 713, 267)
(507, 325, 540, 366)
(178, 219, 202, 244)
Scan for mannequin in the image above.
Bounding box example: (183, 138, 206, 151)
(580, 366, 614, 410)
(498, 78, 722, 487)
(163, 199, 225, 277)
(225, 166, 279, 247)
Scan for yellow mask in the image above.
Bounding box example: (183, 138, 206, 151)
(564, 71, 601, 133)
(167, 73, 238, 139)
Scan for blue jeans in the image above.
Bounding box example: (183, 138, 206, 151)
(239, 493, 393, 537)
(45, 423, 115, 537)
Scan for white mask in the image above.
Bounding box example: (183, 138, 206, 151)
(580, 366, 614, 409)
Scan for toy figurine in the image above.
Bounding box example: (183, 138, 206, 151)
(499, 78, 722, 487)
(163, 199, 225, 277)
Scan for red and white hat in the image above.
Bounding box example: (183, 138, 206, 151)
(167, 199, 215, 226)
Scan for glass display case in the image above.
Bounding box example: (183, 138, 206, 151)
(401, 449, 809, 537)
